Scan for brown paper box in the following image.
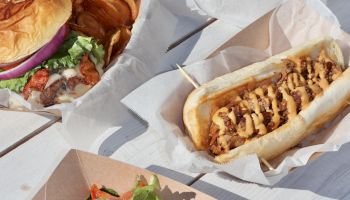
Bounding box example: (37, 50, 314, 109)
(33, 149, 214, 200)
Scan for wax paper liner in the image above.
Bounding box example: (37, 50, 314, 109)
(121, 0, 350, 185)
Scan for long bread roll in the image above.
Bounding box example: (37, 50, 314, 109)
(183, 37, 349, 163)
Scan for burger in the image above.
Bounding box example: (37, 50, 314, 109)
(0, 0, 138, 107)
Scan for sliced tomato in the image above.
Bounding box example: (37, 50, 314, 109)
(2, 60, 24, 71)
(0, 55, 31, 71)
(22, 69, 49, 99)
(2, 63, 20, 71)
(118, 191, 133, 200)
(90, 184, 115, 200)
(136, 181, 147, 188)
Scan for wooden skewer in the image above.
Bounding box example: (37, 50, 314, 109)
(260, 157, 274, 171)
(176, 64, 199, 89)
(176, 63, 275, 171)
(167, 18, 217, 52)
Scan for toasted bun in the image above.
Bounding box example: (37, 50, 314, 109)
(0, 0, 72, 64)
(183, 37, 349, 163)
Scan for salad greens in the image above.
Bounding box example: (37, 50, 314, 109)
(87, 175, 162, 200)
(132, 175, 161, 200)
(0, 69, 36, 93)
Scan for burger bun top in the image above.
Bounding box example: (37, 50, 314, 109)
(0, 0, 72, 64)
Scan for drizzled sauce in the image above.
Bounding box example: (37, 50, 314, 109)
(209, 50, 343, 155)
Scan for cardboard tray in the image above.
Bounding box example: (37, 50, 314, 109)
(33, 149, 214, 200)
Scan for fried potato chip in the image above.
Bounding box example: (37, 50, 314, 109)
(70, 22, 106, 43)
(121, 0, 138, 21)
(104, 29, 121, 66)
(69, 0, 139, 67)
(83, 0, 131, 28)
(111, 27, 131, 61)
(75, 12, 106, 40)
(71, 0, 84, 13)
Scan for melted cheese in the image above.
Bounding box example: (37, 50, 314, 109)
(45, 74, 62, 89)
(212, 107, 229, 136)
(280, 87, 297, 119)
(56, 83, 91, 103)
(227, 110, 236, 124)
(251, 113, 267, 135)
(287, 57, 301, 72)
(308, 84, 322, 96)
(255, 88, 271, 112)
(267, 86, 280, 129)
(27, 91, 42, 105)
(294, 87, 309, 110)
(287, 74, 295, 90)
(62, 69, 78, 80)
(313, 61, 329, 90)
(248, 93, 261, 117)
(238, 114, 254, 138)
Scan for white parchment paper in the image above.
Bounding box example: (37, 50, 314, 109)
(187, 0, 338, 27)
(0, 0, 179, 150)
(121, 0, 350, 185)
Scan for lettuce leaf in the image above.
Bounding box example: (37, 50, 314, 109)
(132, 175, 162, 200)
(0, 32, 105, 93)
(0, 68, 37, 93)
(41, 31, 105, 69)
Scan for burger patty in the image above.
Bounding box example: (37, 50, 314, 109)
(67, 76, 86, 90)
(208, 50, 343, 155)
(23, 54, 100, 107)
(40, 79, 64, 107)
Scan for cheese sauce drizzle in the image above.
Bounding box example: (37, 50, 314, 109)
(208, 50, 343, 155)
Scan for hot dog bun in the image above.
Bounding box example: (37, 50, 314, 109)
(183, 38, 348, 163)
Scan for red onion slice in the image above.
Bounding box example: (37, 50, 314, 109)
(0, 56, 29, 68)
(0, 25, 68, 80)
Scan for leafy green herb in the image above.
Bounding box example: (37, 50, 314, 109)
(101, 186, 119, 197)
(132, 175, 162, 200)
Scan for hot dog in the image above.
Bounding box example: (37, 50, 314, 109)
(183, 38, 349, 163)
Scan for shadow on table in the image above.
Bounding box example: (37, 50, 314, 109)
(208, 142, 350, 200)
(326, 0, 350, 33)
(191, 179, 247, 200)
(98, 27, 204, 157)
(136, 174, 197, 200)
(274, 142, 350, 199)
(98, 109, 148, 156)
(147, 165, 246, 200)
(159, 186, 197, 200)
(147, 165, 196, 185)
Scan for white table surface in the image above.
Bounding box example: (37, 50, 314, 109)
(1, 0, 350, 200)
